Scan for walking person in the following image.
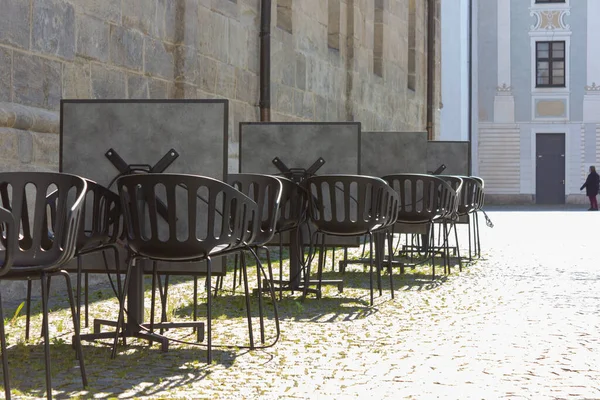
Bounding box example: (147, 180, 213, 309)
(580, 165, 600, 210)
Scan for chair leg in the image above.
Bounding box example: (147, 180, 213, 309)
(386, 230, 394, 298)
(40, 276, 52, 339)
(56, 270, 87, 388)
(467, 215, 473, 261)
(112, 257, 135, 359)
(375, 234, 382, 296)
(150, 262, 158, 334)
(193, 276, 198, 326)
(453, 222, 463, 272)
(40, 273, 52, 400)
(240, 251, 255, 349)
(430, 223, 436, 280)
(231, 253, 239, 294)
(0, 291, 11, 400)
(316, 234, 325, 298)
(261, 246, 281, 343)
(159, 275, 169, 334)
(254, 248, 265, 344)
(110, 245, 123, 301)
(25, 280, 32, 341)
(474, 211, 481, 258)
(279, 234, 284, 300)
(331, 247, 336, 272)
(84, 273, 89, 329)
(205, 257, 213, 364)
(368, 233, 374, 306)
(76, 256, 83, 331)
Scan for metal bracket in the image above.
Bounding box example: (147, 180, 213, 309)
(105, 148, 180, 221)
(272, 157, 326, 183)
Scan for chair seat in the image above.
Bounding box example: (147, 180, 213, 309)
(314, 220, 388, 237)
(78, 238, 113, 253)
(396, 215, 433, 224)
(0, 266, 61, 279)
(129, 242, 236, 262)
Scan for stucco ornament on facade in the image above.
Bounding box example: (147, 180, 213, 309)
(496, 83, 512, 95)
(529, 10, 570, 31)
(585, 82, 600, 93)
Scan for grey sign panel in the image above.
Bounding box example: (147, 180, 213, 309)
(361, 131, 428, 176)
(60, 99, 228, 185)
(239, 122, 361, 175)
(240, 122, 361, 247)
(60, 99, 229, 275)
(427, 141, 470, 176)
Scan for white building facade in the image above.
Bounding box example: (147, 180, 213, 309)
(477, 0, 598, 204)
(443, 0, 598, 204)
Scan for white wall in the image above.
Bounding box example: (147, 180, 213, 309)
(440, 0, 469, 141)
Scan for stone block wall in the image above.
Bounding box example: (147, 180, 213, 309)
(0, 0, 441, 172)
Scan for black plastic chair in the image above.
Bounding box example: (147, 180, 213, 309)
(471, 176, 485, 258)
(76, 179, 122, 317)
(272, 176, 308, 298)
(304, 175, 399, 305)
(454, 176, 480, 261)
(221, 173, 282, 344)
(25, 179, 122, 341)
(436, 176, 464, 272)
(0, 172, 88, 400)
(113, 173, 258, 363)
(382, 174, 453, 280)
(0, 205, 17, 400)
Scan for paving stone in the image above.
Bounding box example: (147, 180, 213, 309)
(3, 209, 600, 399)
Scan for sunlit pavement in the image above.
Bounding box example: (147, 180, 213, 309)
(4, 206, 600, 399)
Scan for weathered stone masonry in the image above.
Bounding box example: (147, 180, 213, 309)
(0, 0, 441, 172)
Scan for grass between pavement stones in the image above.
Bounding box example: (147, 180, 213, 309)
(0, 242, 472, 399)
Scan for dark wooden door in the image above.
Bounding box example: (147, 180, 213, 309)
(536, 134, 565, 204)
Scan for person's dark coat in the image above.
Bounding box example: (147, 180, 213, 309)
(580, 171, 600, 196)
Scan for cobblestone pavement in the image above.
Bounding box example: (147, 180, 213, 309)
(2, 207, 600, 399)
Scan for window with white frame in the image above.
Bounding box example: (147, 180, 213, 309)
(536, 41, 565, 87)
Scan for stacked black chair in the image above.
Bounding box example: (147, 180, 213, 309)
(74, 180, 122, 329)
(435, 176, 464, 273)
(272, 176, 308, 297)
(453, 176, 480, 261)
(0, 172, 88, 400)
(382, 174, 454, 280)
(0, 205, 17, 400)
(222, 173, 282, 344)
(113, 173, 258, 363)
(25, 179, 122, 341)
(304, 175, 399, 305)
(470, 176, 485, 258)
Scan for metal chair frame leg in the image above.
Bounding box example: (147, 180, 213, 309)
(0, 291, 11, 400)
(240, 251, 255, 349)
